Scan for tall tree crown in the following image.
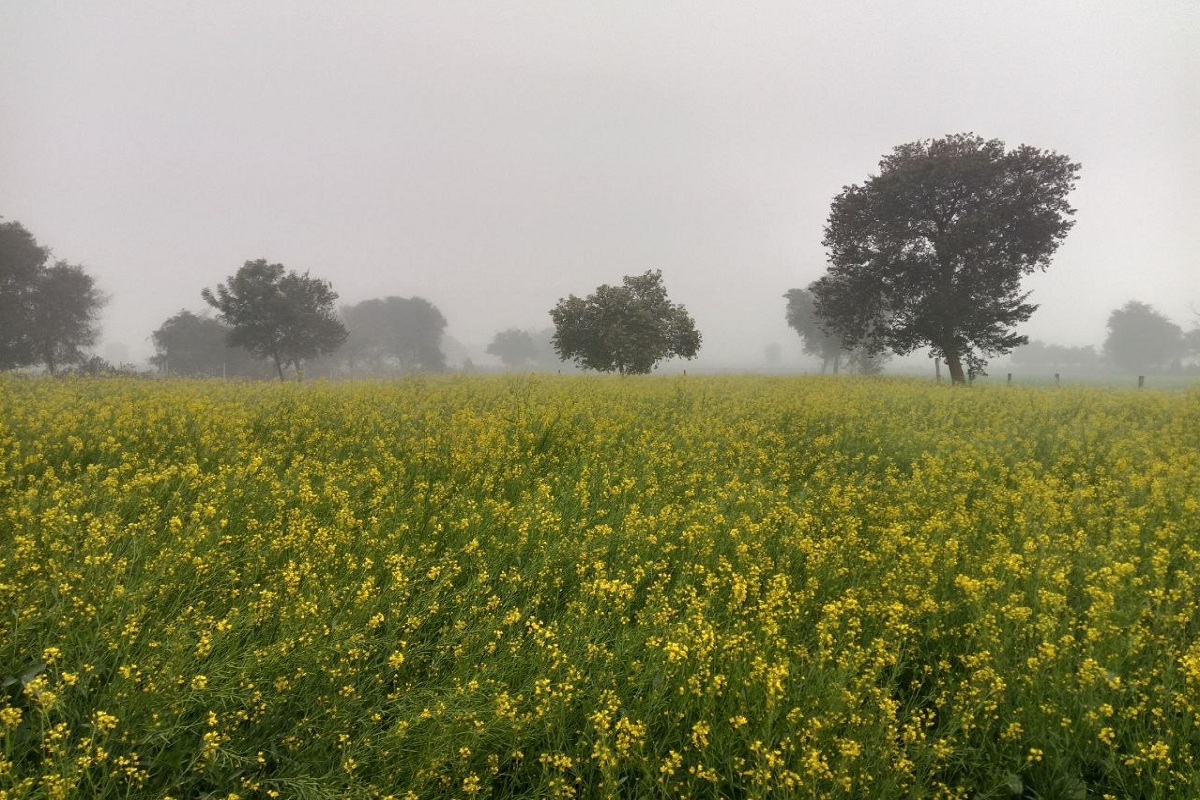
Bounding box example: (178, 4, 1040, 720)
(203, 259, 347, 380)
(814, 133, 1080, 383)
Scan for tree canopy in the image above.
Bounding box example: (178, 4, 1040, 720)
(341, 296, 447, 372)
(0, 219, 105, 373)
(151, 310, 266, 377)
(487, 328, 540, 369)
(202, 259, 347, 381)
(811, 133, 1080, 383)
(550, 270, 701, 374)
(1103, 301, 1183, 372)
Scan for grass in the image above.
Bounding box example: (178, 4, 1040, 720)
(2, 374, 1199, 799)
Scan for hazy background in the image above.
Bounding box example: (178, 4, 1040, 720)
(2, 1, 1197, 369)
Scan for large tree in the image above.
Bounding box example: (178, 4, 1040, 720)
(341, 296, 447, 372)
(0, 221, 44, 369)
(202, 259, 347, 381)
(812, 133, 1080, 383)
(1103, 301, 1183, 372)
(550, 270, 701, 374)
(0, 220, 105, 373)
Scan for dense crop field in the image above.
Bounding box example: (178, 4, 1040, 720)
(2, 375, 1199, 799)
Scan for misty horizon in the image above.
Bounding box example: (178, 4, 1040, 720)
(3, 2, 1197, 370)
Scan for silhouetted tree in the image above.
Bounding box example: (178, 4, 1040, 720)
(812, 133, 1080, 383)
(0, 220, 44, 369)
(1, 220, 105, 372)
(341, 296, 447, 372)
(487, 328, 540, 368)
(1186, 328, 1200, 361)
(784, 286, 888, 374)
(151, 310, 265, 377)
(202, 259, 347, 381)
(551, 270, 701, 374)
(1103, 301, 1183, 372)
(784, 287, 844, 372)
(28, 263, 105, 374)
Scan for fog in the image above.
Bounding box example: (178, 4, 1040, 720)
(2, 2, 1197, 370)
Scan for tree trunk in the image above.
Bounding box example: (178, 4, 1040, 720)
(945, 351, 967, 384)
(832, 353, 840, 375)
(273, 355, 285, 382)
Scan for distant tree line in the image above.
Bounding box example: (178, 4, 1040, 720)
(6, 128, 1200, 384)
(150, 260, 452, 380)
(1005, 302, 1198, 376)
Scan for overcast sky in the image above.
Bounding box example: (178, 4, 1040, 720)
(2, 1, 1197, 368)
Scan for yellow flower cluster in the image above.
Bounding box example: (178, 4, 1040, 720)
(1, 374, 1198, 798)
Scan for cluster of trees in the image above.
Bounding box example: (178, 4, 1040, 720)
(152, 260, 449, 380)
(157, 263, 704, 379)
(0, 220, 106, 374)
(11, 132, 1200, 383)
(150, 311, 271, 378)
(1007, 303, 1199, 375)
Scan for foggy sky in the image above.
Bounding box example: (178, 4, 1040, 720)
(2, 1, 1197, 368)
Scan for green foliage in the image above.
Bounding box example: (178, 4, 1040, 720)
(813, 133, 1080, 383)
(0, 220, 105, 373)
(550, 270, 701, 374)
(341, 296, 447, 373)
(202, 259, 348, 381)
(1103, 301, 1184, 373)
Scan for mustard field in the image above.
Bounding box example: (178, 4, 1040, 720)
(2, 375, 1199, 799)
